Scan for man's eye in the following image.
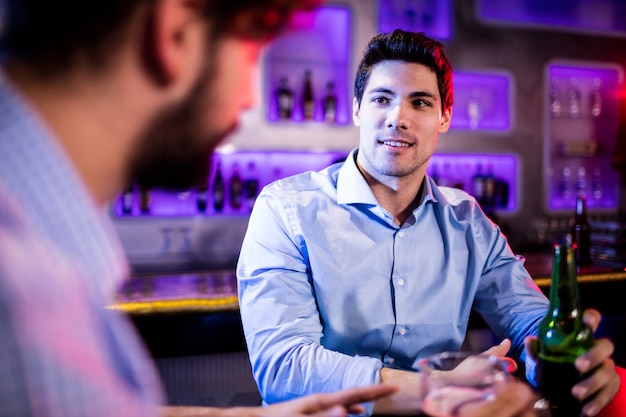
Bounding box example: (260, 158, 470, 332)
(373, 97, 390, 104)
(413, 99, 431, 107)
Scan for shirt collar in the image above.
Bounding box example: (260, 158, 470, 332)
(336, 147, 438, 210)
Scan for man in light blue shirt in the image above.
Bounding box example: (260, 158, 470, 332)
(237, 30, 620, 416)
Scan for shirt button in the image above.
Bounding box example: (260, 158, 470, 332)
(397, 278, 405, 286)
(398, 232, 405, 238)
(386, 357, 395, 364)
(399, 327, 407, 335)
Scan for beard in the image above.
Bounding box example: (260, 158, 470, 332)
(128, 64, 236, 191)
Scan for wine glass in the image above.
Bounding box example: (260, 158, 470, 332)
(418, 351, 515, 417)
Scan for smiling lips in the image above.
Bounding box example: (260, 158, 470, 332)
(379, 139, 415, 148)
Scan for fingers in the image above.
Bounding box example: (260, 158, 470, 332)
(482, 339, 512, 357)
(465, 382, 537, 417)
(524, 336, 538, 361)
(582, 308, 602, 332)
(572, 342, 620, 417)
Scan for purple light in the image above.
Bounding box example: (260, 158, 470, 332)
(451, 71, 512, 131)
(477, 0, 626, 34)
(264, 6, 351, 125)
(378, 0, 452, 40)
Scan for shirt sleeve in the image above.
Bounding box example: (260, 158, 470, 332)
(470, 206, 548, 384)
(237, 188, 383, 409)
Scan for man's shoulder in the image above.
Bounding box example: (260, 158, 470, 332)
(266, 167, 336, 193)
(434, 185, 476, 206)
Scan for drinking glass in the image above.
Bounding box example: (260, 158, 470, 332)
(417, 351, 515, 417)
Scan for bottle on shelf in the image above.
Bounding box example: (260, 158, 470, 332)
(139, 186, 151, 214)
(276, 77, 294, 120)
(196, 181, 208, 213)
(429, 163, 440, 185)
(576, 166, 587, 197)
(572, 195, 591, 267)
(549, 77, 562, 118)
(589, 78, 602, 118)
(536, 236, 594, 417)
(212, 162, 225, 212)
(121, 183, 134, 215)
(560, 166, 572, 201)
(243, 161, 260, 212)
(322, 81, 337, 124)
(229, 163, 243, 211)
(471, 163, 485, 204)
(467, 87, 482, 130)
(592, 167, 603, 200)
(483, 163, 496, 208)
(567, 78, 581, 118)
(302, 69, 315, 120)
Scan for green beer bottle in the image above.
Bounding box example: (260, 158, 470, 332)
(536, 236, 595, 417)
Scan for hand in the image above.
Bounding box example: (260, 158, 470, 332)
(163, 384, 397, 417)
(525, 308, 620, 416)
(463, 381, 538, 417)
(481, 338, 518, 373)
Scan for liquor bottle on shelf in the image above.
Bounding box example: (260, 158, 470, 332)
(212, 162, 225, 212)
(302, 69, 314, 120)
(592, 167, 603, 200)
(576, 166, 587, 197)
(276, 77, 294, 120)
(322, 81, 337, 124)
(536, 236, 594, 417)
(589, 78, 602, 118)
(229, 163, 243, 211)
(121, 183, 134, 215)
(483, 163, 496, 208)
(567, 78, 581, 118)
(471, 163, 485, 204)
(549, 77, 562, 118)
(243, 161, 260, 212)
(139, 186, 151, 214)
(572, 195, 591, 267)
(560, 166, 572, 201)
(467, 87, 482, 130)
(196, 181, 208, 213)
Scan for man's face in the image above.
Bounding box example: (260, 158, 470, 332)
(353, 60, 451, 184)
(129, 37, 261, 190)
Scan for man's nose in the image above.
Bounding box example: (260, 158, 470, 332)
(385, 103, 410, 130)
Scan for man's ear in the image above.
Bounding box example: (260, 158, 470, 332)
(438, 106, 452, 133)
(352, 97, 361, 127)
(141, 0, 202, 86)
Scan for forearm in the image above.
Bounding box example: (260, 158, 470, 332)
(373, 367, 425, 415)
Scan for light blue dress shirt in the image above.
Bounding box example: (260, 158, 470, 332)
(237, 148, 549, 414)
(0, 70, 163, 416)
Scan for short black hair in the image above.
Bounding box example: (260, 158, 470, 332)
(354, 29, 453, 113)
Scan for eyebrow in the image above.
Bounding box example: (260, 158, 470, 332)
(367, 87, 438, 101)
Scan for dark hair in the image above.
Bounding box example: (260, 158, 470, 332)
(0, 0, 320, 76)
(353, 29, 453, 113)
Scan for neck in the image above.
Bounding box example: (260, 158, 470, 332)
(356, 160, 425, 225)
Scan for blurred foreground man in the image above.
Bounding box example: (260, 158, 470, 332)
(0, 1, 399, 416)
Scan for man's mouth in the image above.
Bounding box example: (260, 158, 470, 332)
(379, 139, 414, 148)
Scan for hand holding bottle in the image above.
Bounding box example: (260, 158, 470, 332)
(525, 308, 620, 416)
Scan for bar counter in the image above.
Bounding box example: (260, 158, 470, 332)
(110, 253, 626, 316)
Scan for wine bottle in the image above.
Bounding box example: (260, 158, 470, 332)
(243, 161, 260, 212)
(121, 183, 134, 215)
(471, 163, 485, 204)
(212, 162, 225, 212)
(536, 237, 595, 417)
(139, 186, 151, 214)
(323, 81, 337, 123)
(572, 195, 591, 267)
(590, 78, 602, 118)
(229, 163, 243, 211)
(276, 77, 294, 120)
(196, 181, 208, 213)
(302, 69, 314, 120)
(567, 78, 581, 118)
